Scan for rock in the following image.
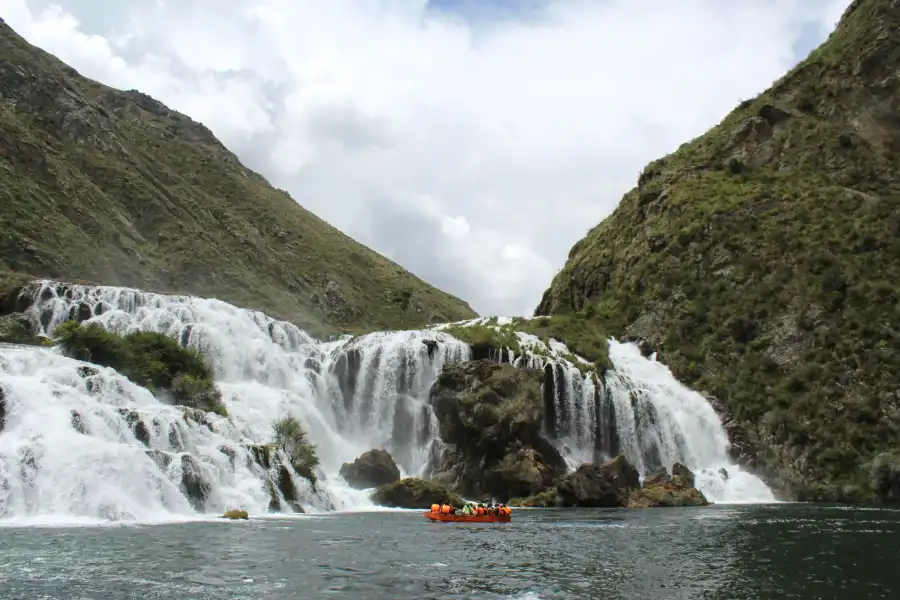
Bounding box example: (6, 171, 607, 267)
(421, 339, 439, 359)
(718, 468, 730, 480)
(870, 452, 900, 503)
(222, 509, 248, 520)
(557, 454, 640, 507)
(0, 313, 42, 346)
(429, 360, 567, 500)
(628, 463, 710, 508)
(0, 384, 6, 433)
(180, 455, 211, 511)
(339, 449, 401, 489)
(509, 490, 564, 507)
(370, 477, 462, 509)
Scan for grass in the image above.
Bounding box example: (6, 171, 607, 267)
(272, 415, 320, 485)
(53, 321, 227, 416)
(535, 0, 900, 501)
(0, 22, 476, 339)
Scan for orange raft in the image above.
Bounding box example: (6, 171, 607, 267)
(424, 511, 511, 523)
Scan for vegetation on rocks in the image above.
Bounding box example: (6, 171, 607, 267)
(535, 0, 900, 502)
(429, 359, 568, 501)
(370, 477, 462, 509)
(53, 321, 227, 416)
(627, 463, 710, 508)
(0, 21, 476, 339)
(272, 415, 320, 486)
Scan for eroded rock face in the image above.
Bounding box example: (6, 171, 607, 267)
(870, 452, 900, 503)
(370, 477, 461, 509)
(338, 449, 401, 490)
(429, 360, 567, 501)
(628, 462, 710, 508)
(557, 454, 640, 507)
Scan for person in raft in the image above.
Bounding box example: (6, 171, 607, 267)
(430, 503, 511, 516)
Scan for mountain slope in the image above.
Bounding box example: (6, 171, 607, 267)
(0, 19, 476, 336)
(536, 0, 900, 501)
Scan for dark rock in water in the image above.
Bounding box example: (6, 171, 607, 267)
(718, 468, 730, 480)
(509, 489, 564, 508)
(218, 445, 236, 468)
(870, 452, 900, 503)
(77, 365, 99, 378)
(133, 420, 150, 447)
(245, 443, 275, 470)
(429, 359, 567, 501)
(0, 385, 6, 433)
(0, 313, 42, 346)
(339, 449, 401, 490)
(557, 454, 640, 507)
(146, 449, 173, 470)
(421, 339, 439, 359)
(628, 463, 709, 508)
(180, 455, 211, 511)
(276, 464, 299, 503)
(371, 477, 462, 509)
(70, 410, 87, 434)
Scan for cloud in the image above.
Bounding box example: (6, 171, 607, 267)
(3, 0, 851, 318)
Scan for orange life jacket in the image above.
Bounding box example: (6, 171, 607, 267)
(440, 504, 450, 514)
(431, 504, 440, 513)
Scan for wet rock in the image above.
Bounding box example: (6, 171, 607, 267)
(70, 410, 87, 434)
(146, 449, 173, 470)
(77, 365, 99, 378)
(0, 385, 6, 433)
(245, 443, 275, 470)
(0, 313, 42, 345)
(429, 360, 567, 501)
(557, 454, 640, 507)
(371, 477, 462, 509)
(218, 445, 237, 468)
(421, 339, 439, 359)
(870, 452, 900, 503)
(338, 449, 401, 490)
(508, 489, 564, 508)
(222, 509, 248, 520)
(628, 463, 710, 508)
(132, 420, 150, 446)
(718, 468, 730, 480)
(180, 455, 211, 511)
(276, 464, 299, 503)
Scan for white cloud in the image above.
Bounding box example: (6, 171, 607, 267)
(2, 0, 851, 317)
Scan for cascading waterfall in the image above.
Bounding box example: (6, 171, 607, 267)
(500, 328, 775, 504)
(0, 281, 469, 523)
(0, 281, 774, 523)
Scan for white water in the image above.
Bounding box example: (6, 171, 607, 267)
(0, 281, 774, 524)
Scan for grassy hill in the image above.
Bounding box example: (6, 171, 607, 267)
(0, 18, 476, 337)
(536, 0, 900, 501)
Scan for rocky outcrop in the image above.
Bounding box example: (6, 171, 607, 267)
(428, 360, 567, 501)
(370, 477, 462, 509)
(339, 449, 401, 490)
(870, 453, 900, 503)
(0, 313, 42, 346)
(556, 454, 640, 507)
(244, 443, 308, 513)
(627, 463, 710, 508)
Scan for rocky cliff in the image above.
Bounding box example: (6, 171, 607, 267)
(536, 0, 900, 502)
(0, 19, 476, 336)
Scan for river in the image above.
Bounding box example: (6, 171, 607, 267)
(2, 503, 898, 599)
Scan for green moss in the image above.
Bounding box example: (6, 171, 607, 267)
(535, 0, 900, 500)
(0, 22, 476, 339)
(53, 321, 227, 415)
(442, 323, 522, 356)
(508, 490, 563, 507)
(272, 415, 320, 485)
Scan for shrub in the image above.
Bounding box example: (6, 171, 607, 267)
(53, 321, 227, 416)
(273, 415, 320, 485)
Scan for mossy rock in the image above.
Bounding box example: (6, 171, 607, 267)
(222, 509, 249, 520)
(0, 313, 42, 346)
(339, 449, 401, 490)
(509, 490, 564, 508)
(370, 477, 463, 509)
(52, 321, 227, 416)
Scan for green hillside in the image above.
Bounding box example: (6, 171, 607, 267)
(536, 0, 900, 501)
(0, 18, 476, 336)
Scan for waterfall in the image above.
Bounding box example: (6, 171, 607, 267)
(0, 280, 774, 523)
(521, 333, 775, 504)
(0, 281, 469, 523)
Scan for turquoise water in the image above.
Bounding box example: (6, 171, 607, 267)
(1, 504, 898, 599)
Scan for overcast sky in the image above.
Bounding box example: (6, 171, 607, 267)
(3, 0, 851, 317)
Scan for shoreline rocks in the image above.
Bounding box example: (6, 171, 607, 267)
(371, 477, 462, 509)
(339, 449, 401, 490)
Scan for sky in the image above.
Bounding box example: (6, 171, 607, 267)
(2, 0, 852, 317)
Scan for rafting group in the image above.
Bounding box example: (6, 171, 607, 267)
(425, 502, 513, 522)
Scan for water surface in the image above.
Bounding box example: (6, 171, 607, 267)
(2, 504, 898, 599)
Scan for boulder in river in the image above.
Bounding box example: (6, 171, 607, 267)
(370, 477, 462, 509)
(627, 462, 710, 508)
(222, 509, 249, 520)
(339, 449, 401, 489)
(556, 454, 640, 507)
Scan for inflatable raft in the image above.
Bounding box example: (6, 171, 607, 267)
(424, 511, 511, 523)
